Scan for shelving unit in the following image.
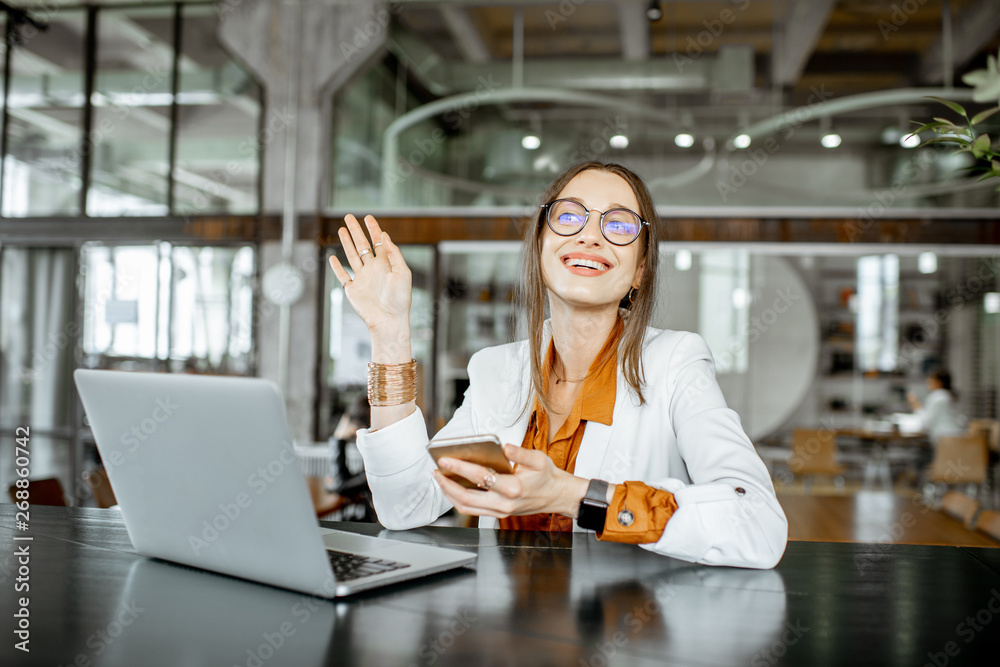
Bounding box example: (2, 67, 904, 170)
(813, 257, 944, 429)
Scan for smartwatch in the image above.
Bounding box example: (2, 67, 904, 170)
(576, 479, 609, 531)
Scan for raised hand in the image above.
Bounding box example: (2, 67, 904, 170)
(328, 214, 411, 338)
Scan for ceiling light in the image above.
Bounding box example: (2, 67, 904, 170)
(918, 251, 937, 274)
(646, 0, 663, 22)
(733, 134, 751, 149)
(820, 133, 842, 148)
(521, 134, 540, 150)
(732, 287, 749, 309)
(674, 249, 692, 271)
(609, 134, 629, 149)
(986, 293, 1000, 314)
(899, 133, 920, 148)
(674, 133, 695, 148)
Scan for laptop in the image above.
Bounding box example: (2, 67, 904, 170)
(74, 369, 476, 597)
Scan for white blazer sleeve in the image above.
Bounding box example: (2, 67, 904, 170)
(643, 333, 788, 569)
(355, 392, 476, 530)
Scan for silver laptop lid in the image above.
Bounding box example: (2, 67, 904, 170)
(74, 369, 335, 597)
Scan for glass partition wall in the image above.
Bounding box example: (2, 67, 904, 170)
(320, 243, 1000, 449)
(329, 54, 1000, 213)
(0, 3, 261, 219)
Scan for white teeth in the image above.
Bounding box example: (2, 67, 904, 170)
(564, 257, 608, 271)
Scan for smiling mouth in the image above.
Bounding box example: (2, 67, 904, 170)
(562, 257, 611, 272)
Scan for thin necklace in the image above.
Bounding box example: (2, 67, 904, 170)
(552, 361, 599, 385)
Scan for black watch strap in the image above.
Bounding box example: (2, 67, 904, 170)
(576, 479, 609, 531)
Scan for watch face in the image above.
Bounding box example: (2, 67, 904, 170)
(577, 499, 607, 531)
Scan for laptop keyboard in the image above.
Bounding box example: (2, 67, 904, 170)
(326, 549, 411, 582)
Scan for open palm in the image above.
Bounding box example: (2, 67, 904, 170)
(328, 214, 411, 334)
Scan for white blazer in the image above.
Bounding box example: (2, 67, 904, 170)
(356, 325, 788, 569)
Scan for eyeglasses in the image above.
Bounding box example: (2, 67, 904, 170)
(540, 199, 648, 246)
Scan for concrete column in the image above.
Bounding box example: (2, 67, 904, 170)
(219, 0, 388, 441)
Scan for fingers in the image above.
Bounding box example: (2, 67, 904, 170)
(363, 215, 385, 256)
(328, 255, 353, 287)
(433, 470, 507, 518)
(436, 457, 499, 489)
(338, 226, 365, 272)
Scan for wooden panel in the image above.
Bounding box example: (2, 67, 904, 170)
(780, 492, 999, 547)
(317, 215, 1000, 246)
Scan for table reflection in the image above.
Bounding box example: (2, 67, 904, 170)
(375, 529, 789, 665)
(102, 558, 338, 667)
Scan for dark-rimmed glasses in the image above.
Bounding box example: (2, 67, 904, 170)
(540, 199, 648, 246)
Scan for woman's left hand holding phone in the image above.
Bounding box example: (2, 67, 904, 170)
(434, 444, 589, 519)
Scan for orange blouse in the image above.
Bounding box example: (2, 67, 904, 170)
(498, 319, 678, 543)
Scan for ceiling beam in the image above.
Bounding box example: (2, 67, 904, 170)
(617, 0, 649, 62)
(439, 6, 490, 63)
(919, 0, 1000, 84)
(774, 0, 837, 87)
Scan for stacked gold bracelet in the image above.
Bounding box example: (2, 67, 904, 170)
(367, 359, 417, 406)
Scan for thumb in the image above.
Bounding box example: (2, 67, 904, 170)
(503, 444, 535, 469)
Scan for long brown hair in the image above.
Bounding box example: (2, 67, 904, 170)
(517, 161, 660, 416)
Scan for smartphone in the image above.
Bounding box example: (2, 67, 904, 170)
(427, 435, 514, 489)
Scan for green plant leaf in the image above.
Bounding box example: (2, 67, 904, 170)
(971, 133, 991, 158)
(909, 121, 949, 135)
(919, 136, 967, 148)
(927, 96, 968, 117)
(992, 159, 1000, 176)
(970, 106, 1000, 125)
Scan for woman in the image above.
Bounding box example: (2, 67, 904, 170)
(907, 369, 965, 444)
(329, 162, 787, 569)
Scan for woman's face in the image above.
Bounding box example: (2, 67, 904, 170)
(540, 170, 645, 311)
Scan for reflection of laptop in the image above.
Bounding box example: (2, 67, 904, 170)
(74, 369, 475, 597)
(106, 558, 338, 664)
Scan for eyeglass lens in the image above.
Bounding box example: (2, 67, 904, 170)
(548, 200, 641, 244)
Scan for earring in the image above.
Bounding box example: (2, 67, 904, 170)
(619, 287, 637, 310)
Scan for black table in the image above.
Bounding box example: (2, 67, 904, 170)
(2, 505, 999, 666)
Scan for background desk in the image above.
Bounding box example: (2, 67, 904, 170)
(2, 505, 999, 666)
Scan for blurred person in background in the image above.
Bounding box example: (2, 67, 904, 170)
(907, 368, 966, 444)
